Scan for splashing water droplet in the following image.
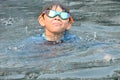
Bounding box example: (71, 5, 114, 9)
(25, 26, 28, 33)
(94, 32, 97, 40)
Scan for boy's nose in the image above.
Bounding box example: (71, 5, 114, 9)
(54, 16, 61, 20)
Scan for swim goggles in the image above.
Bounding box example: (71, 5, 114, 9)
(44, 10, 70, 20)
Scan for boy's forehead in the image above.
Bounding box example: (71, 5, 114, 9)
(51, 5, 64, 11)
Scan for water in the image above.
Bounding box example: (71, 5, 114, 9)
(0, 0, 120, 80)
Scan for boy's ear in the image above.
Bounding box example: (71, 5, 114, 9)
(66, 16, 74, 30)
(66, 22, 72, 30)
(38, 15, 45, 26)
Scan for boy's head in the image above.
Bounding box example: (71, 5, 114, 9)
(38, 1, 74, 34)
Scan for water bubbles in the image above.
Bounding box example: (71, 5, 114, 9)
(0, 17, 15, 26)
(85, 32, 97, 41)
(26, 72, 39, 79)
(8, 46, 18, 51)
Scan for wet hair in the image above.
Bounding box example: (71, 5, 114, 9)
(40, 1, 70, 14)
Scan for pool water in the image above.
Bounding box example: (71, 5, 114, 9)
(0, 0, 120, 80)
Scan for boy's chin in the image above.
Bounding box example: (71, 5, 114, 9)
(50, 29, 64, 34)
(52, 31, 64, 34)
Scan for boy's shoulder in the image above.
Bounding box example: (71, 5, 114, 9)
(20, 31, 81, 45)
(62, 31, 81, 43)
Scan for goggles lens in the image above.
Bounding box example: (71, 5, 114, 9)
(45, 10, 70, 20)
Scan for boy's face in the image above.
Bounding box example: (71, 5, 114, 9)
(39, 5, 72, 34)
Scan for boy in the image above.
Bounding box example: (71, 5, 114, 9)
(21, 1, 80, 45)
(37, 2, 80, 44)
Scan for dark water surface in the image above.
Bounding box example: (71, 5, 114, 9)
(0, 0, 120, 80)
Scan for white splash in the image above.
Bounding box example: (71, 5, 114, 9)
(104, 54, 114, 62)
(93, 32, 97, 40)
